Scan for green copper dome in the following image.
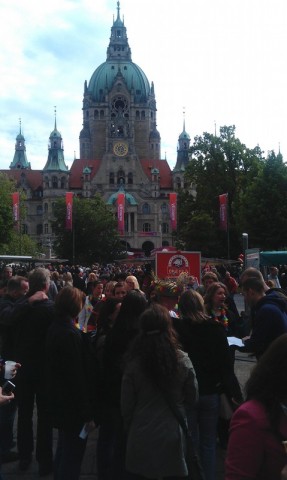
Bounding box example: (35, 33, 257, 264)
(88, 61, 150, 102)
(87, 2, 150, 103)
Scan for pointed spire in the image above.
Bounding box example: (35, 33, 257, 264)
(117, 1, 120, 21)
(43, 114, 68, 172)
(10, 121, 31, 170)
(54, 106, 57, 130)
(183, 107, 186, 133)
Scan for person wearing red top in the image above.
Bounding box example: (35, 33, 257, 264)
(223, 271, 238, 297)
(225, 333, 287, 480)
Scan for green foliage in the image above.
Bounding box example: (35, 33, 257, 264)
(177, 126, 265, 258)
(0, 173, 17, 249)
(238, 150, 287, 249)
(52, 195, 122, 264)
(2, 232, 38, 256)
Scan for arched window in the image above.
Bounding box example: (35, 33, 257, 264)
(44, 224, 49, 234)
(143, 223, 151, 232)
(36, 224, 43, 235)
(128, 172, 133, 185)
(60, 177, 66, 189)
(141, 111, 145, 119)
(117, 170, 125, 184)
(142, 203, 151, 214)
(37, 205, 43, 215)
(136, 110, 140, 119)
(176, 176, 181, 189)
(52, 176, 58, 188)
(100, 110, 104, 118)
(22, 224, 28, 234)
(109, 172, 115, 184)
(44, 177, 49, 188)
(162, 223, 169, 234)
(44, 203, 48, 213)
(94, 110, 99, 119)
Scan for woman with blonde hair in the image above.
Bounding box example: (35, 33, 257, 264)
(175, 289, 242, 480)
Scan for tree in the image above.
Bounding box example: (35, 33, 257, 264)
(3, 231, 38, 256)
(177, 126, 263, 258)
(52, 195, 122, 264)
(238, 150, 287, 250)
(0, 173, 17, 248)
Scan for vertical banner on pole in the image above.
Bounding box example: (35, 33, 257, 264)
(117, 193, 125, 234)
(169, 193, 177, 231)
(12, 192, 20, 231)
(65, 192, 73, 231)
(219, 193, 228, 231)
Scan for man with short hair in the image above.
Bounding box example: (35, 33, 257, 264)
(12, 268, 55, 475)
(241, 276, 287, 358)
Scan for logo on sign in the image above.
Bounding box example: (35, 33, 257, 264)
(167, 255, 190, 276)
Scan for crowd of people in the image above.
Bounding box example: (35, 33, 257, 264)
(0, 260, 287, 479)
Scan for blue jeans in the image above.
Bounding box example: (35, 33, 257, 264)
(187, 394, 220, 480)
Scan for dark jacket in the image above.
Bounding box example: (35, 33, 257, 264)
(244, 292, 287, 358)
(174, 317, 242, 401)
(12, 298, 55, 379)
(46, 316, 95, 432)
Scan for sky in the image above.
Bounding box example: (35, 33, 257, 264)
(0, 0, 287, 171)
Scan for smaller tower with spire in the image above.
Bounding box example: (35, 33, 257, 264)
(10, 119, 31, 170)
(172, 109, 191, 189)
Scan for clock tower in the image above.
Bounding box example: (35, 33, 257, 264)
(75, 2, 173, 252)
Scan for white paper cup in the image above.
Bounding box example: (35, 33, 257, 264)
(4, 361, 17, 380)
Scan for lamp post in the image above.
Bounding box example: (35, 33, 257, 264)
(242, 233, 248, 270)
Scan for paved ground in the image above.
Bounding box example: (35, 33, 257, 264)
(2, 294, 254, 480)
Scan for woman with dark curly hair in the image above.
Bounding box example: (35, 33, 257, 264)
(225, 333, 287, 480)
(121, 303, 198, 480)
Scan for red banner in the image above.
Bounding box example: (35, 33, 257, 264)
(12, 192, 20, 229)
(169, 193, 177, 231)
(219, 193, 228, 231)
(117, 193, 125, 234)
(65, 192, 73, 230)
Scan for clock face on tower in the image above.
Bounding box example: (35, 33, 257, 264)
(113, 141, 128, 157)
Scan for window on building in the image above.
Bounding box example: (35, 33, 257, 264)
(22, 224, 28, 234)
(44, 203, 48, 213)
(128, 172, 133, 185)
(161, 203, 168, 214)
(37, 224, 43, 235)
(61, 177, 66, 189)
(162, 223, 169, 234)
(52, 176, 58, 189)
(44, 177, 49, 188)
(176, 176, 181, 189)
(142, 203, 151, 214)
(141, 111, 145, 119)
(44, 224, 49, 234)
(94, 110, 99, 119)
(109, 172, 115, 184)
(37, 205, 43, 215)
(117, 170, 125, 184)
(143, 223, 151, 232)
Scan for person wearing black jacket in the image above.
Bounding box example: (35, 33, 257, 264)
(12, 268, 55, 476)
(175, 289, 243, 480)
(46, 286, 96, 480)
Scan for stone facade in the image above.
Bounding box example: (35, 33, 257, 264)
(2, 2, 191, 257)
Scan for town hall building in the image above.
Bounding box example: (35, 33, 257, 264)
(2, 2, 191, 257)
